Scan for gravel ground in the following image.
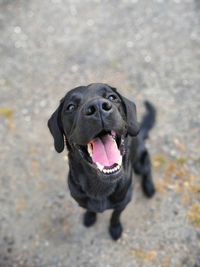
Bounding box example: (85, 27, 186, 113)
(0, 0, 200, 266)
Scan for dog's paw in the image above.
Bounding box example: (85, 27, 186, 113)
(83, 211, 97, 227)
(109, 223, 123, 241)
(142, 179, 156, 198)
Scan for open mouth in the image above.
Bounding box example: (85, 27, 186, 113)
(77, 130, 125, 175)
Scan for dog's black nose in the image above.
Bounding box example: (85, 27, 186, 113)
(85, 99, 112, 116)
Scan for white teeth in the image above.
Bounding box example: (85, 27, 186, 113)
(96, 156, 122, 175)
(102, 164, 121, 174)
(87, 144, 93, 157)
(96, 162, 104, 171)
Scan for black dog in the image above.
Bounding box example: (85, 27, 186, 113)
(48, 83, 156, 240)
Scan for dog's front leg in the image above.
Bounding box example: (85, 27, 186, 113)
(83, 210, 97, 227)
(109, 208, 125, 240)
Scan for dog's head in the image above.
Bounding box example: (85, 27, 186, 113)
(48, 83, 139, 181)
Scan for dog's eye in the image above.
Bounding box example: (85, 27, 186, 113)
(66, 104, 76, 112)
(108, 94, 117, 101)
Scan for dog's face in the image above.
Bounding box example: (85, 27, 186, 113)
(48, 83, 139, 181)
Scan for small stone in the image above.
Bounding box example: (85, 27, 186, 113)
(22, 108, 28, 115)
(70, 5, 77, 16)
(39, 100, 47, 108)
(44, 240, 49, 247)
(126, 41, 134, 48)
(71, 65, 79, 72)
(144, 55, 151, 63)
(14, 26, 22, 34)
(87, 19, 95, 26)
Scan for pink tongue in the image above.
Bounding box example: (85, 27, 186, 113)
(90, 134, 121, 166)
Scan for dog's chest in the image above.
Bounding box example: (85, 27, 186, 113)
(83, 182, 132, 213)
(81, 177, 116, 198)
(68, 170, 133, 213)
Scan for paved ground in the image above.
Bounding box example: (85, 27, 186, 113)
(0, 0, 200, 266)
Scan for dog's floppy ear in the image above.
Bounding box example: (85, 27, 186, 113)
(48, 99, 64, 153)
(121, 96, 140, 136)
(111, 86, 140, 136)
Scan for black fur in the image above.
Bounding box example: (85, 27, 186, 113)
(48, 83, 156, 240)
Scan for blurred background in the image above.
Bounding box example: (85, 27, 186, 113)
(0, 0, 200, 266)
